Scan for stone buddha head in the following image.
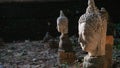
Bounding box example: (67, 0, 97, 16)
(57, 10, 68, 34)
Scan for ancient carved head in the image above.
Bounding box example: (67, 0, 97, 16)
(78, 15, 101, 54)
(57, 10, 68, 34)
(78, 0, 108, 56)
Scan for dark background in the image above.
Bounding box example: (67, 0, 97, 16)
(0, 0, 119, 42)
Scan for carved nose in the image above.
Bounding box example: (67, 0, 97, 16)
(78, 34, 83, 43)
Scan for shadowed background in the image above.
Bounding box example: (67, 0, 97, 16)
(0, 0, 119, 42)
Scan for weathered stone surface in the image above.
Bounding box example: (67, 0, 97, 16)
(78, 0, 108, 68)
(57, 10, 76, 65)
(57, 10, 68, 34)
(83, 55, 104, 68)
(57, 10, 74, 52)
(59, 34, 73, 52)
(58, 50, 76, 64)
(78, 0, 108, 57)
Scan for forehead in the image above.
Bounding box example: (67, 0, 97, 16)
(57, 21, 68, 26)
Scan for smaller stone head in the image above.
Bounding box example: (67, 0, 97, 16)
(57, 10, 68, 34)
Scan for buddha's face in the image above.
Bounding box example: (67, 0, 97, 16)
(57, 24, 62, 33)
(78, 22, 99, 52)
(57, 21, 68, 34)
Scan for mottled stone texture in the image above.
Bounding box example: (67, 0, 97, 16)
(58, 51, 76, 64)
(57, 10, 76, 64)
(59, 34, 73, 52)
(57, 10, 68, 34)
(78, 0, 108, 57)
(57, 10, 73, 52)
(78, 0, 108, 68)
(83, 55, 105, 68)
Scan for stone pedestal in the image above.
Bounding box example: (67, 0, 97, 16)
(58, 34, 76, 65)
(83, 55, 105, 68)
(58, 50, 76, 64)
(104, 35, 114, 68)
